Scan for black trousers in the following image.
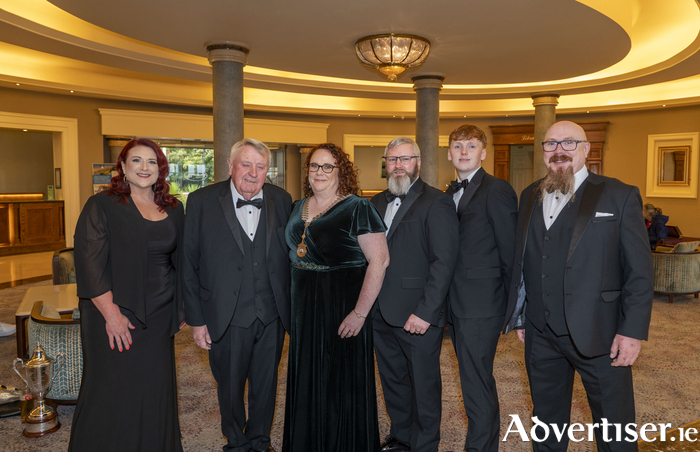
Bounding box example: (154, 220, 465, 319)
(524, 319, 637, 452)
(373, 312, 443, 452)
(449, 315, 504, 452)
(209, 318, 285, 452)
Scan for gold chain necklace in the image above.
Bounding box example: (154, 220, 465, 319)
(296, 195, 347, 258)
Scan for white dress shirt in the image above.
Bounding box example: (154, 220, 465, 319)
(542, 166, 589, 230)
(451, 167, 481, 212)
(230, 181, 263, 241)
(384, 180, 417, 235)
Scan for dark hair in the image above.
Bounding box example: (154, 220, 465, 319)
(105, 138, 178, 212)
(303, 143, 359, 198)
(449, 124, 487, 147)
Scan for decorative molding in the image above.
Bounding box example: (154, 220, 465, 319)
(0, 111, 79, 247)
(646, 132, 699, 198)
(342, 134, 449, 161)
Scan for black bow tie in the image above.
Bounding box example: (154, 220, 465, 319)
(236, 198, 263, 209)
(450, 179, 469, 192)
(385, 191, 406, 203)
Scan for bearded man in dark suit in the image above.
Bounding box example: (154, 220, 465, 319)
(182, 138, 292, 452)
(503, 121, 653, 452)
(370, 137, 459, 452)
(445, 125, 517, 452)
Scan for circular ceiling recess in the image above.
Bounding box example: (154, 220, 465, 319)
(47, 0, 630, 85)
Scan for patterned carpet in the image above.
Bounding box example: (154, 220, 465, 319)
(0, 281, 698, 451)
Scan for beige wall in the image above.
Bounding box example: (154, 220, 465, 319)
(3, 86, 700, 236)
(0, 87, 211, 206)
(562, 106, 700, 237)
(0, 129, 54, 195)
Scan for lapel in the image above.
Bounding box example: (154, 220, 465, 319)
(374, 190, 389, 217)
(218, 179, 245, 255)
(386, 177, 425, 241)
(567, 174, 605, 261)
(263, 185, 276, 259)
(457, 167, 484, 215)
(519, 182, 539, 260)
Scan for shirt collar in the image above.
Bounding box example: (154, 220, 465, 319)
(573, 166, 589, 192)
(230, 179, 263, 202)
(457, 166, 481, 184)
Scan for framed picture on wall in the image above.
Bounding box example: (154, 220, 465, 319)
(55, 168, 62, 189)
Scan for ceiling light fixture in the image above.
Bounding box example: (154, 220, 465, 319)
(355, 33, 431, 82)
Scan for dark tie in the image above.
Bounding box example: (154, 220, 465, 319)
(384, 192, 406, 203)
(450, 179, 468, 192)
(236, 198, 263, 209)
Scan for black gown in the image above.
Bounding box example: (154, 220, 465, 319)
(69, 215, 183, 452)
(283, 195, 386, 452)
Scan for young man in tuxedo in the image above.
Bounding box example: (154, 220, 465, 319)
(445, 124, 518, 452)
(503, 121, 653, 451)
(370, 137, 459, 452)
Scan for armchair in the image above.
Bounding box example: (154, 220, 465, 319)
(27, 301, 82, 402)
(652, 246, 700, 303)
(52, 248, 75, 285)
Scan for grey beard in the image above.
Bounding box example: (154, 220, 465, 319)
(388, 173, 412, 196)
(538, 166, 575, 204)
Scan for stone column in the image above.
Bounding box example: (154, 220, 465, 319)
(205, 41, 249, 182)
(531, 93, 560, 180)
(413, 75, 444, 188)
(105, 136, 133, 163)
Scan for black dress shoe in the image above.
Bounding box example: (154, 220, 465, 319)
(380, 437, 410, 452)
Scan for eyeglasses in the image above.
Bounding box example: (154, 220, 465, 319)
(383, 155, 418, 164)
(542, 140, 587, 152)
(309, 163, 337, 173)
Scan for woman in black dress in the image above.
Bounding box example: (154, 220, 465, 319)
(69, 138, 185, 452)
(283, 143, 389, 452)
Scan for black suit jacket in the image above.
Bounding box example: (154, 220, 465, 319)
(182, 180, 292, 342)
(370, 178, 459, 327)
(446, 168, 518, 319)
(503, 172, 653, 357)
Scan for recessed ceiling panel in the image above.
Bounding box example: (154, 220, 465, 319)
(47, 0, 629, 84)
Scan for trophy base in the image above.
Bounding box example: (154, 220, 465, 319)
(23, 410, 61, 437)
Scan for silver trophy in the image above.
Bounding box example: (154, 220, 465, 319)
(13, 342, 65, 437)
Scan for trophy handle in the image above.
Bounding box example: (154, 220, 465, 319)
(13, 358, 29, 387)
(50, 353, 66, 388)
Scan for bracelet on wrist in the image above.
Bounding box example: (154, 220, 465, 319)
(353, 309, 366, 319)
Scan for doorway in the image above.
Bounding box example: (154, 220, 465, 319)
(510, 145, 533, 199)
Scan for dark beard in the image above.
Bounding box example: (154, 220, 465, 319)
(387, 166, 419, 196)
(538, 165, 575, 204)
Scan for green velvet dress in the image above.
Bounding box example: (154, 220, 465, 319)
(283, 195, 386, 452)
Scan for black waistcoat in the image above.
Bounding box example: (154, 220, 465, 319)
(231, 206, 278, 327)
(524, 189, 584, 336)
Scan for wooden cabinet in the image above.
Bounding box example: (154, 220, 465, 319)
(0, 201, 65, 256)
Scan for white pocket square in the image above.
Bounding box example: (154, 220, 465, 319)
(595, 212, 614, 217)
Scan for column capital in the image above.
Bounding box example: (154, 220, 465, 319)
(412, 74, 445, 91)
(531, 92, 560, 107)
(205, 41, 250, 65)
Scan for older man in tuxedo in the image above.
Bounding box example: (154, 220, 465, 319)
(182, 138, 292, 452)
(371, 137, 459, 452)
(503, 121, 653, 451)
(445, 124, 517, 452)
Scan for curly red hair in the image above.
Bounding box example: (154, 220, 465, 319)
(104, 138, 178, 212)
(303, 143, 359, 198)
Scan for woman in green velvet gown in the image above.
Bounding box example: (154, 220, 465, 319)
(283, 143, 389, 452)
